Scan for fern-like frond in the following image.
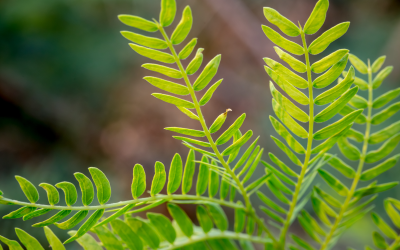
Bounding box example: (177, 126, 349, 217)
(261, 0, 359, 248)
(299, 54, 399, 250)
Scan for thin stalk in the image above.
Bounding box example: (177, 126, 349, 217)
(157, 25, 277, 244)
(161, 229, 272, 249)
(0, 194, 243, 211)
(278, 27, 315, 248)
(319, 60, 373, 250)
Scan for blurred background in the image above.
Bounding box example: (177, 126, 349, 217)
(0, 0, 399, 249)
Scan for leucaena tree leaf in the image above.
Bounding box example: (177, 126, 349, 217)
(262, 25, 304, 55)
(263, 7, 300, 37)
(160, 0, 176, 27)
(15, 176, 39, 204)
(167, 153, 183, 194)
(118, 15, 158, 32)
(179, 38, 197, 60)
(131, 164, 146, 199)
(89, 167, 111, 205)
(121, 31, 168, 49)
(308, 22, 350, 55)
(170, 6, 192, 45)
(129, 44, 175, 63)
(303, 0, 329, 35)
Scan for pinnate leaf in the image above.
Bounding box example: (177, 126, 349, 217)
(262, 25, 304, 55)
(129, 44, 175, 63)
(131, 164, 146, 199)
(118, 15, 158, 32)
(171, 6, 192, 45)
(263, 7, 300, 36)
(304, 0, 329, 35)
(308, 22, 350, 55)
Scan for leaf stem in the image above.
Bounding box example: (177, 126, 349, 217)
(319, 60, 373, 250)
(278, 28, 315, 248)
(160, 229, 272, 249)
(157, 24, 277, 244)
(0, 194, 243, 211)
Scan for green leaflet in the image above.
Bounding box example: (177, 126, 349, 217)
(186, 48, 204, 75)
(14, 228, 44, 250)
(196, 205, 213, 233)
(348, 54, 368, 74)
(314, 66, 355, 105)
(232, 137, 259, 171)
(313, 109, 362, 140)
(272, 99, 308, 138)
(165, 127, 205, 137)
(237, 146, 260, 178)
(354, 182, 398, 198)
(266, 178, 290, 204)
(339, 105, 367, 124)
(292, 235, 315, 250)
(385, 199, 400, 228)
(206, 203, 228, 231)
(270, 116, 305, 154)
(55, 210, 88, 230)
(311, 49, 349, 73)
(126, 217, 160, 249)
(152, 93, 194, 108)
(246, 216, 255, 235)
(182, 149, 195, 194)
(74, 173, 94, 206)
(265, 66, 309, 105)
(338, 137, 361, 161)
(371, 102, 400, 125)
(55, 182, 78, 206)
(0, 235, 24, 250)
(269, 174, 292, 194)
(216, 114, 246, 145)
(110, 219, 143, 250)
(167, 203, 193, 237)
(270, 82, 309, 122)
(314, 186, 341, 208)
(199, 79, 223, 106)
(269, 152, 298, 177)
(341, 71, 369, 90)
(360, 154, 400, 181)
(245, 173, 270, 192)
(234, 204, 246, 233)
(68, 231, 102, 250)
(346, 128, 364, 142)
(311, 124, 352, 154)
(15, 176, 39, 204)
(89, 167, 111, 205)
(242, 148, 264, 184)
(220, 175, 230, 199)
(369, 121, 400, 144)
(173, 136, 211, 147)
(193, 55, 221, 91)
(129, 44, 175, 63)
(32, 210, 72, 227)
(177, 107, 199, 120)
(371, 56, 386, 73)
(93, 226, 123, 250)
(179, 38, 197, 60)
(303, 0, 329, 35)
(183, 142, 216, 157)
(315, 86, 358, 123)
(373, 66, 393, 89)
(144, 77, 189, 95)
(160, 0, 176, 27)
(313, 53, 348, 88)
(167, 153, 183, 194)
(365, 134, 400, 163)
(209, 162, 219, 198)
(263, 7, 300, 36)
(257, 191, 286, 213)
(142, 64, 182, 79)
(221, 130, 253, 156)
(171, 6, 192, 45)
(131, 164, 146, 199)
(39, 183, 59, 205)
(373, 87, 400, 109)
(196, 156, 209, 195)
(271, 136, 302, 167)
(65, 209, 104, 244)
(151, 161, 166, 196)
(373, 232, 388, 249)
(95, 203, 136, 228)
(274, 47, 306, 73)
(298, 213, 322, 243)
(311, 195, 336, 226)
(121, 31, 167, 49)
(147, 213, 176, 244)
(23, 209, 52, 221)
(118, 15, 158, 32)
(308, 22, 350, 55)
(261, 206, 284, 224)
(318, 169, 348, 196)
(264, 58, 308, 89)
(44, 227, 66, 250)
(371, 213, 397, 239)
(349, 95, 368, 109)
(262, 25, 304, 55)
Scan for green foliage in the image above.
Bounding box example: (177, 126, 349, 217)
(0, 0, 399, 249)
